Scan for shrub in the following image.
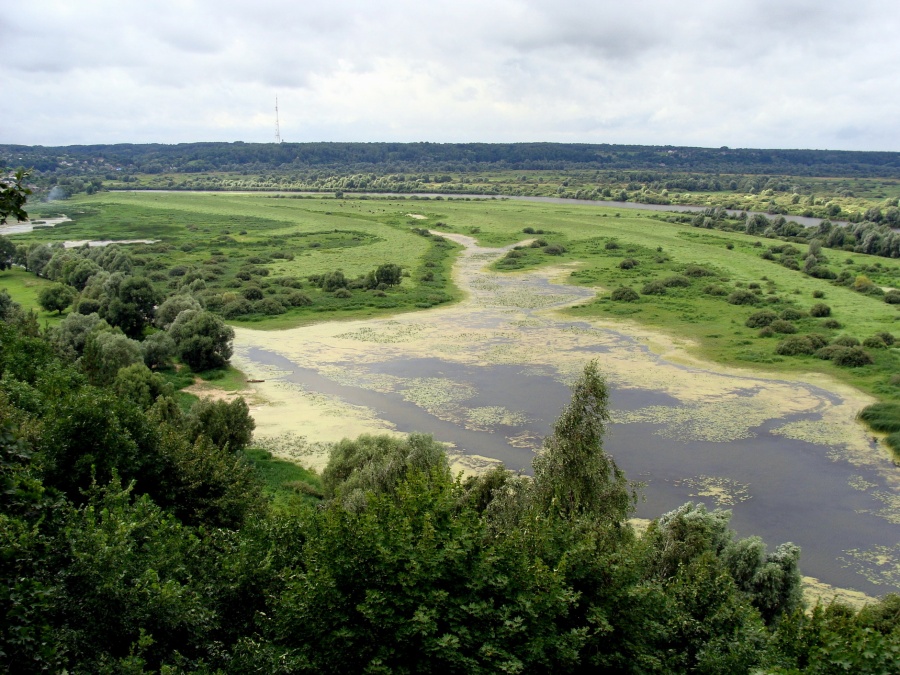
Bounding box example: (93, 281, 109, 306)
(746, 310, 778, 328)
(863, 335, 888, 349)
(522, 227, 535, 234)
(875, 331, 896, 346)
(758, 326, 775, 337)
(775, 336, 816, 356)
(809, 303, 831, 317)
(253, 298, 286, 315)
(334, 288, 353, 299)
(611, 286, 639, 302)
(769, 320, 797, 334)
(684, 265, 714, 277)
(242, 286, 264, 301)
(779, 308, 806, 321)
(544, 244, 566, 255)
(286, 291, 313, 307)
(885, 290, 900, 304)
(703, 285, 728, 296)
(221, 299, 253, 318)
(618, 258, 638, 270)
(663, 275, 691, 288)
(604, 241, 620, 250)
(833, 347, 874, 367)
(822, 319, 842, 329)
(806, 333, 829, 350)
(641, 281, 667, 296)
(815, 345, 849, 360)
(832, 335, 860, 347)
(727, 290, 758, 305)
(812, 290, 825, 299)
(748, 282, 761, 290)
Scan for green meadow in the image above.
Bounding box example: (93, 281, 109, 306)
(11, 191, 900, 409)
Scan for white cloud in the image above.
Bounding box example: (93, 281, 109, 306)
(1, 0, 899, 150)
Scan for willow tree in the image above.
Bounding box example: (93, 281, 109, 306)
(532, 360, 635, 523)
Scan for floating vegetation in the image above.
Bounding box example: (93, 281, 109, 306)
(848, 475, 900, 524)
(336, 321, 425, 343)
(400, 377, 477, 412)
(611, 400, 773, 442)
(465, 406, 529, 430)
(507, 430, 542, 449)
(841, 543, 900, 587)
(674, 474, 751, 506)
(770, 419, 845, 448)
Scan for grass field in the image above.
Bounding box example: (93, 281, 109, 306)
(12, 191, 900, 415)
(0, 267, 68, 327)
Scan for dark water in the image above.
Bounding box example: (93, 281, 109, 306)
(248, 345, 900, 596)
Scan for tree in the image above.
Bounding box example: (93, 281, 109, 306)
(375, 263, 402, 287)
(154, 294, 202, 330)
(25, 244, 53, 276)
(0, 235, 15, 271)
(185, 397, 255, 453)
(168, 310, 234, 371)
(0, 169, 31, 225)
(531, 360, 635, 522)
(80, 330, 143, 386)
(105, 276, 159, 338)
(37, 283, 76, 315)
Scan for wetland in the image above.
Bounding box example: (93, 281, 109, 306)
(233, 231, 900, 597)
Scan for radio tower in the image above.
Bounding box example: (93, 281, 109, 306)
(274, 96, 282, 144)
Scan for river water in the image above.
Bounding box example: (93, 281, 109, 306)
(233, 232, 900, 598)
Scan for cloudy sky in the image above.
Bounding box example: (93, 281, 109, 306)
(2, 0, 898, 151)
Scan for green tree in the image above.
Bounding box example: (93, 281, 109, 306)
(0, 170, 31, 225)
(168, 309, 234, 371)
(531, 360, 635, 522)
(37, 282, 76, 315)
(80, 330, 143, 386)
(185, 397, 255, 453)
(0, 235, 15, 271)
(375, 263, 403, 287)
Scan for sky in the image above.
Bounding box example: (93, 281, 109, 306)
(2, 0, 899, 151)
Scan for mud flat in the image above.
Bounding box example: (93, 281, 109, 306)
(230, 232, 900, 597)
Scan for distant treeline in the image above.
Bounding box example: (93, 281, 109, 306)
(5, 141, 900, 177)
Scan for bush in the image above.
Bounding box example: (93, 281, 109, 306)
(286, 291, 313, 307)
(253, 298, 286, 315)
(522, 227, 535, 234)
(544, 244, 566, 255)
(746, 310, 778, 328)
(875, 331, 896, 346)
(530, 239, 547, 248)
(810, 303, 832, 317)
(832, 335, 860, 347)
(334, 288, 353, 299)
(618, 258, 638, 270)
(863, 335, 888, 349)
(779, 308, 806, 321)
(221, 299, 253, 319)
(770, 320, 797, 334)
(822, 319, 842, 329)
(812, 289, 825, 298)
(611, 286, 639, 302)
(727, 290, 758, 305)
(806, 333, 829, 350)
(885, 290, 900, 304)
(703, 285, 728, 296)
(759, 326, 775, 337)
(663, 275, 691, 288)
(775, 336, 816, 356)
(815, 345, 849, 360)
(833, 347, 874, 367)
(684, 265, 714, 277)
(604, 241, 620, 250)
(242, 286, 264, 301)
(641, 281, 667, 296)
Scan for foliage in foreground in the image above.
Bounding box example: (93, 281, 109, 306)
(2, 305, 900, 672)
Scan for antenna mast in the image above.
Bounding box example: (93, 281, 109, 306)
(274, 96, 282, 144)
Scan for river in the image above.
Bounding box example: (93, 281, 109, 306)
(232, 232, 900, 598)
